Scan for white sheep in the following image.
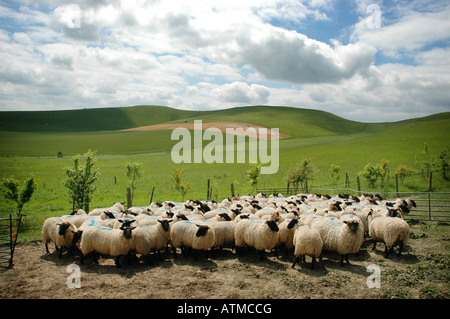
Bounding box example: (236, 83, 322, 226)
(367, 212, 410, 257)
(234, 219, 279, 260)
(292, 225, 323, 269)
(277, 218, 302, 255)
(79, 219, 136, 267)
(88, 202, 126, 216)
(311, 214, 364, 265)
(170, 220, 215, 259)
(42, 217, 77, 258)
(131, 219, 172, 263)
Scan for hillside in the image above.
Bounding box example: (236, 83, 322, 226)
(1, 104, 439, 137)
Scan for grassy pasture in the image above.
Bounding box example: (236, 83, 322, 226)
(0, 105, 449, 241)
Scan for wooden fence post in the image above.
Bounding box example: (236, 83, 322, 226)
(429, 172, 433, 192)
(356, 177, 360, 192)
(395, 174, 399, 197)
(207, 179, 210, 200)
(149, 186, 155, 205)
(345, 172, 349, 188)
(305, 179, 309, 194)
(231, 183, 235, 197)
(127, 188, 132, 209)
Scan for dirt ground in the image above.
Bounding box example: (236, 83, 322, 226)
(1, 220, 448, 300)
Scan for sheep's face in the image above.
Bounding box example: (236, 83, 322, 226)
(71, 230, 83, 245)
(343, 220, 360, 234)
(388, 209, 403, 218)
(158, 219, 171, 232)
(287, 218, 298, 230)
(266, 220, 279, 232)
(58, 222, 71, 236)
(196, 225, 209, 237)
(121, 226, 135, 239)
(103, 211, 116, 219)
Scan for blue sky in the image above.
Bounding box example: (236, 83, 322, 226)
(0, 0, 449, 122)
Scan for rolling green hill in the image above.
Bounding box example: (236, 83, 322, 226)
(3, 104, 444, 137)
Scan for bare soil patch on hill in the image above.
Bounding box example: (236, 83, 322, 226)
(121, 122, 290, 140)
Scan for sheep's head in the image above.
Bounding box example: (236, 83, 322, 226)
(119, 220, 136, 239)
(409, 199, 417, 207)
(343, 219, 360, 234)
(158, 219, 171, 232)
(287, 218, 298, 229)
(195, 225, 209, 237)
(266, 220, 279, 232)
(71, 230, 83, 245)
(388, 209, 403, 218)
(103, 211, 116, 219)
(57, 222, 72, 236)
(218, 213, 232, 221)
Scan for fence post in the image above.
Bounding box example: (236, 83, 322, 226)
(395, 174, 399, 197)
(429, 172, 433, 192)
(127, 188, 132, 209)
(428, 193, 432, 221)
(231, 183, 235, 197)
(287, 181, 290, 196)
(357, 177, 360, 192)
(345, 172, 349, 188)
(207, 179, 210, 200)
(305, 179, 309, 193)
(149, 186, 155, 205)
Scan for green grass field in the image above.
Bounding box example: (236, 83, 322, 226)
(0, 105, 449, 240)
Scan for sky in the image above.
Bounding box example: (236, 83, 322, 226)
(0, 0, 449, 122)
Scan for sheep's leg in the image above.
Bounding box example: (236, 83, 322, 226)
(372, 240, 377, 250)
(80, 254, 85, 265)
(172, 246, 178, 259)
(397, 241, 404, 256)
(145, 254, 154, 265)
(292, 256, 300, 269)
(384, 245, 391, 258)
(340, 254, 349, 266)
(115, 255, 122, 268)
(258, 250, 265, 261)
(302, 255, 306, 263)
(58, 246, 64, 258)
(45, 243, 50, 254)
(311, 257, 316, 270)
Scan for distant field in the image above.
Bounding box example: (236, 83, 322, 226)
(0, 105, 449, 240)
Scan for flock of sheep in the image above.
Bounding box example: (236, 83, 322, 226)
(42, 192, 415, 269)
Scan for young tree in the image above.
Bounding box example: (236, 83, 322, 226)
(125, 162, 142, 200)
(328, 164, 341, 188)
(246, 162, 262, 194)
(170, 168, 191, 201)
(437, 145, 449, 180)
(379, 159, 390, 184)
(395, 164, 418, 184)
(359, 163, 382, 188)
(415, 143, 437, 177)
(64, 150, 99, 211)
(286, 157, 315, 192)
(1, 175, 36, 217)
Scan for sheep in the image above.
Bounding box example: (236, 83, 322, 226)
(234, 219, 279, 260)
(196, 218, 237, 250)
(131, 219, 172, 263)
(276, 218, 302, 256)
(367, 211, 410, 258)
(42, 217, 77, 258)
(170, 220, 215, 260)
(88, 202, 126, 216)
(311, 214, 364, 265)
(79, 219, 136, 267)
(292, 225, 323, 269)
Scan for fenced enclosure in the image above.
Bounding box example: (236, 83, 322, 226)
(256, 186, 450, 222)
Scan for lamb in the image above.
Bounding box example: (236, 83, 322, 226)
(367, 211, 410, 257)
(170, 220, 215, 259)
(291, 225, 323, 269)
(311, 214, 364, 265)
(79, 219, 136, 267)
(234, 219, 279, 260)
(131, 219, 172, 263)
(42, 217, 77, 258)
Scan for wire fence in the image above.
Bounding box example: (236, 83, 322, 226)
(256, 186, 450, 222)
